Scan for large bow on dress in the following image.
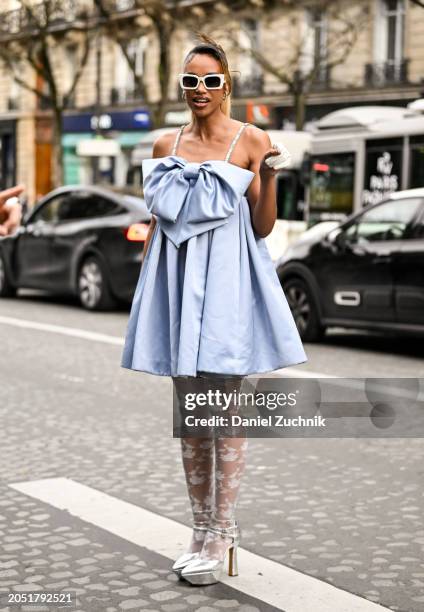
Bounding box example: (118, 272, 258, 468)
(142, 156, 255, 248)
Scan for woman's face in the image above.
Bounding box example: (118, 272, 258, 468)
(182, 53, 228, 116)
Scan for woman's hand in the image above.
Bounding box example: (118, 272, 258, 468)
(0, 185, 25, 236)
(259, 145, 281, 181)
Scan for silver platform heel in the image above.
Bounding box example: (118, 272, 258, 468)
(171, 513, 211, 577)
(180, 520, 240, 585)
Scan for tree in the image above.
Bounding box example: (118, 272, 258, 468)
(93, 0, 188, 129)
(216, 0, 368, 130)
(0, 0, 94, 186)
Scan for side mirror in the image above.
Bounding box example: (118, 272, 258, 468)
(334, 230, 347, 249)
(322, 228, 347, 252)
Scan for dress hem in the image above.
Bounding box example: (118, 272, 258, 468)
(120, 357, 308, 378)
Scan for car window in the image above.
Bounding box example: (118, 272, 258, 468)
(344, 198, 423, 242)
(30, 193, 123, 223)
(30, 195, 68, 223)
(56, 194, 122, 221)
(406, 207, 424, 239)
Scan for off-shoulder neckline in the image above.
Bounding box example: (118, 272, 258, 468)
(146, 155, 255, 175)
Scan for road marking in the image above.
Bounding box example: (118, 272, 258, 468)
(10, 477, 391, 612)
(0, 315, 124, 346)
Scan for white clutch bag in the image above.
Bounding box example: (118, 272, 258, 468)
(265, 142, 292, 170)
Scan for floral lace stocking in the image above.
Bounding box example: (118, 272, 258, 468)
(180, 437, 214, 553)
(174, 373, 248, 562)
(200, 435, 248, 562)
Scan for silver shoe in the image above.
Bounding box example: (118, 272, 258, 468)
(180, 520, 240, 585)
(172, 514, 210, 577)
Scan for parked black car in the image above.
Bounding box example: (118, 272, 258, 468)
(276, 189, 424, 341)
(0, 186, 151, 310)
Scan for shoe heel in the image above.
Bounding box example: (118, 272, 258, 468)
(228, 544, 238, 576)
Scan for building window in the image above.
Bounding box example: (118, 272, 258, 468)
(367, 0, 407, 85)
(233, 19, 263, 97)
(63, 45, 78, 107)
(112, 38, 146, 105)
(301, 9, 328, 86)
(8, 65, 21, 111)
(238, 18, 261, 78)
(384, 0, 405, 64)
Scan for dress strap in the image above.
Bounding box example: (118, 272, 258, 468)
(171, 124, 187, 156)
(225, 122, 250, 163)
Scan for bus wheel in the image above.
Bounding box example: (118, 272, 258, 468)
(282, 277, 325, 342)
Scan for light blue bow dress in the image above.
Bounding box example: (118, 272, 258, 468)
(121, 122, 308, 377)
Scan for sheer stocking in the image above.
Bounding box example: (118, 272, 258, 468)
(197, 374, 248, 562)
(173, 373, 248, 561)
(174, 376, 214, 554)
(180, 436, 214, 553)
(200, 435, 248, 561)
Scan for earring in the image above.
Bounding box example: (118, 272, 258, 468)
(222, 92, 227, 100)
(182, 91, 186, 99)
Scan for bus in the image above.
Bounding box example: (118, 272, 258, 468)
(307, 104, 424, 227)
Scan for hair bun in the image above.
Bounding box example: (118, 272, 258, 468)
(194, 31, 228, 65)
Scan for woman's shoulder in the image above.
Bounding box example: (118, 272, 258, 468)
(243, 122, 272, 149)
(152, 128, 181, 158)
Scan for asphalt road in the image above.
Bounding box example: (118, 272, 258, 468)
(0, 291, 423, 612)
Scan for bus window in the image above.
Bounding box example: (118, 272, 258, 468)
(410, 136, 424, 189)
(276, 170, 305, 221)
(363, 138, 403, 206)
(309, 153, 355, 221)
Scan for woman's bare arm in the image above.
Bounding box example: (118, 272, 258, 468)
(245, 128, 279, 238)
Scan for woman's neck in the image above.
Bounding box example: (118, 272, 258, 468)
(189, 111, 231, 142)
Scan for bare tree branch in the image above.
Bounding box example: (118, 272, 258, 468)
(0, 0, 95, 187)
(221, 0, 366, 128)
(64, 32, 94, 108)
(0, 50, 51, 103)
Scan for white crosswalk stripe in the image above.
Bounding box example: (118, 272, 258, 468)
(10, 477, 392, 612)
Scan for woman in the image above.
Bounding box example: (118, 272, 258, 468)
(121, 33, 307, 585)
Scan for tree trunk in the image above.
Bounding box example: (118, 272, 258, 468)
(151, 22, 172, 128)
(52, 107, 64, 187)
(294, 90, 306, 131)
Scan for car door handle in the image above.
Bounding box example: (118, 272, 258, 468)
(350, 243, 368, 256)
(372, 255, 392, 263)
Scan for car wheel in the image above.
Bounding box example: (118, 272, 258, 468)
(78, 255, 117, 311)
(282, 277, 325, 342)
(0, 252, 17, 298)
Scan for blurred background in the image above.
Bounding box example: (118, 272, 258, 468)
(0, 2, 423, 214)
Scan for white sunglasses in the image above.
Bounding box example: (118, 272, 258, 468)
(179, 73, 226, 90)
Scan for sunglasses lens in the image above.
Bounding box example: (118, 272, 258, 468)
(181, 75, 198, 88)
(204, 75, 222, 88)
